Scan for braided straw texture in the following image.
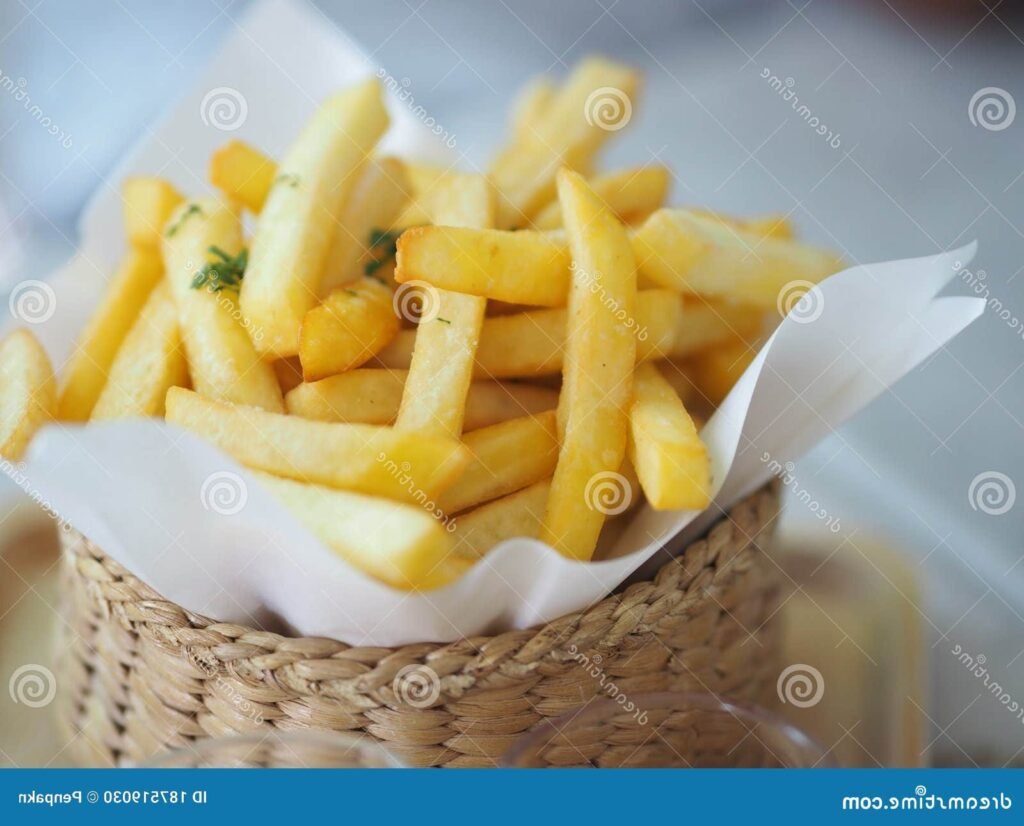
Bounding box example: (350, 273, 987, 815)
(56, 485, 780, 768)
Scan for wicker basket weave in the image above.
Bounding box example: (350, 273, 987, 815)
(56, 485, 781, 768)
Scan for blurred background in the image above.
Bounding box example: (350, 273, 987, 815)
(0, 0, 1022, 765)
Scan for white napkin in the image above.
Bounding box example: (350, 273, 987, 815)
(10, 0, 985, 645)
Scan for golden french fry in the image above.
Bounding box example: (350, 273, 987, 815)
(437, 410, 559, 516)
(670, 298, 765, 359)
(632, 209, 842, 308)
(165, 387, 469, 503)
(209, 139, 278, 213)
(286, 369, 558, 428)
(162, 198, 283, 411)
(320, 156, 412, 295)
(241, 79, 390, 357)
(90, 282, 188, 420)
(688, 208, 795, 240)
(396, 174, 492, 438)
(531, 166, 670, 230)
(376, 288, 678, 378)
(510, 78, 555, 140)
(252, 471, 458, 590)
(298, 278, 399, 381)
(58, 247, 164, 421)
(451, 480, 550, 559)
(122, 177, 185, 248)
(395, 226, 570, 306)
(392, 161, 454, 229)
(628, 363, 710, 510)
(540, 170, 637, 560)
(490, 58, 642, 227)
(0, 329, 56, 460)
(686, 338, 755, 406)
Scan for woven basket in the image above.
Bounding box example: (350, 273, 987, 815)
(56, 485, 781, 768)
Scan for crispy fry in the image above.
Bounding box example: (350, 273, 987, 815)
(540, 170, 637, 560)
(510, 78, 555, 140)
(686, 338, 755, 406)
(628, 363, 710, 510)
(252, 471, 458, 590)
(396, 226, 570, 307)
(688, 208, 795, 240)
(451, 480, 550, 559)
(396, 174, 492, 438)
(437, 411, 559, 516)
(531, 166, 670, 230)
(0, 330, 55, 460)
(632, 209, 841, 308)
(490, 58, 642, 227)
(320, 156, 412, 295)
(122, 177, 185, 248)
(376, 288, 678, 378)
(162, 198, 283, 411)
(91, 282, 188, 420)
(670, 298, 765, 358)
(286, 370, 558, 428)
(241, 79, 390, 357)
(299, 277, 399, 381)
(165, 387, 470, 503)
(209, 140, 278, 213)
(58, 247, 164, 421)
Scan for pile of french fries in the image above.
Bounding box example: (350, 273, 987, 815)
(0, 58, 843, 590)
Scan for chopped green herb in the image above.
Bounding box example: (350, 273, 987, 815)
(166, 203, 203, 238)
(343, 288, 358, 297)
(274, 173, 301, 188)
(191, 245, 248, 292)
(436, 317, 451, 325)
(363, 227, 405, 276)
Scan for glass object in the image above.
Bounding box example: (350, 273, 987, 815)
(502, 692, 834, 768)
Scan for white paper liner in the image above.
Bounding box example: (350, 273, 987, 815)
(8, 0, 985, 645)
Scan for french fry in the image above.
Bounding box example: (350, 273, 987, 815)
(122, 177, 185, 248)
(319, 156, 412, 295)
(437, 410, 559, 516)
(286, 369, 558, 429)
(628, 363, 710, 510)
(670, 298, 765, 359)
(90, 282, 188, 420)
(396, 174, 492, 438)
(376, 288, 679, 378)
(632, 209, 842, 308)
(0, 330, 55, 460)
(451, 480, 550, 560)
(689, 208, 794, 240)
(531, 166, 670, 230)
(392, 161, 454, 229)
(241, 79, 390, 357)
(58, 247, 163, 421)
(209, 139, 278, 213)
(490, 58, 642, 227)
(252, 471, 458, 590)
(540, 170, 637, 560)
(165, 387, 469, 503)
(686, 338, 755, 406)
(395, 226, 570, 306)
(510, 78, 555, 140)
(298, 277, 399, 381)
(162, 198, 283, 411)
